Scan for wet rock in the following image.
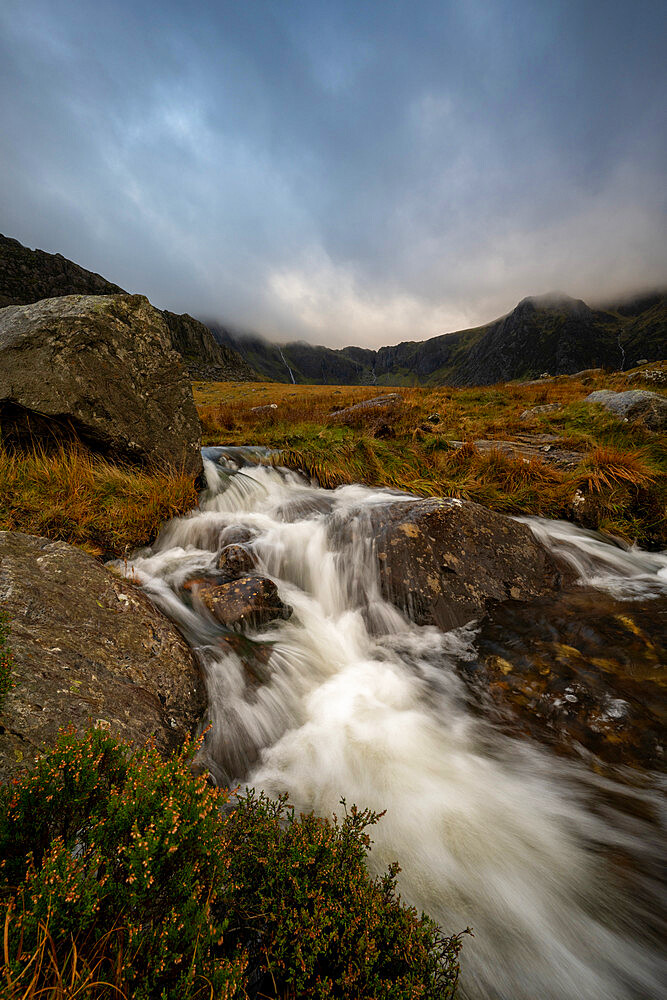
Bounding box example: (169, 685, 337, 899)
(470, 591, 666, 768)
(0, 294, 203, 476)
(585, 389, 667, 431)
(0, 531, 205, 783)
(427, 412, 441, 424)
(200, 575, 291, 631)
(219, 525, 258, 547)
(372, 498, 568, 630)
(520, 403, 563, 420)
(216, 543, 256, 578)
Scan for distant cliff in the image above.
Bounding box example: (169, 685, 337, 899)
(0, 235, 256, 382)
(210, 291, 666, 386)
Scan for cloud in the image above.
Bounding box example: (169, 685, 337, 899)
(0, 0, 665, 348)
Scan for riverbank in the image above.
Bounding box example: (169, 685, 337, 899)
(194, 366, 667, 549)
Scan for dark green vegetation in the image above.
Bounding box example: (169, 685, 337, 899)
(0, 729, 464, 1000)
(196, 371, 667, 548)
(212, 291, 667, 386)
(0, 443, 199, 557)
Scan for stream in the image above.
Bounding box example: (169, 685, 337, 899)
(120, 446, 666, 1000)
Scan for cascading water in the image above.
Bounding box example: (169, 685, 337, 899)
(120, 448, 666, 1000)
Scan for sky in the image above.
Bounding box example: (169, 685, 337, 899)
(0, 0, 665, 348)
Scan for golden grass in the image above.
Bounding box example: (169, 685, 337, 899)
(194, 376, 667, 548)
(0, 444, 199, 558)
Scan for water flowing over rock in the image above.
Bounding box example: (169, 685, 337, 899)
(585, 388, 667, 430)
(0, 293, 203, 476)
(0, 531, 205, 783)
(371, 497, 568, 630)
(197, 575, 292, 631)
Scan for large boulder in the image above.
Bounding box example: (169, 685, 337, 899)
(0, 294, 203, 476)
(585, 389, 667, 431)
(371, 498, 568, 630)
(0, 531, 206, 783)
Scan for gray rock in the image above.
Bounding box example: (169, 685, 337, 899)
(371, 498, 568, 631)
(329, 393, 401, 421)
(520, 403, 563, 420)
(585, 389, 667, 430)
(626, 367, 666, 387)
(0, 531, 205, 782)
(0, 294, 203, 476)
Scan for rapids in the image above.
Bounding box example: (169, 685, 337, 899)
(120, 447, 666, 1000)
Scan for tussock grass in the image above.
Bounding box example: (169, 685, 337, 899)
(0, 443, 199, 557)
(195, 375, 666, 548)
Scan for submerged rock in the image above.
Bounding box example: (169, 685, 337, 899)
(0, 293, 203, 476)
(372, 497, 568, 630)
(199, 575, 291, 631)
(0, 531, 205, 782)
(585, 389, 667, 431)
(216, 543, 256, 579)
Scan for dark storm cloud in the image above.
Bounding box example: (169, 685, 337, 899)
(1, 0, 665, 346)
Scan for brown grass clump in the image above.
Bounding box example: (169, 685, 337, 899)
(579, 446, 656, 493)
(0, 443, 199, 557)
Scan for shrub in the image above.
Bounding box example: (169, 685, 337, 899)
(0, 730, 464, 1000)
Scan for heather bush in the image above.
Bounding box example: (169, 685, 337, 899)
(0, 730, 464, 999)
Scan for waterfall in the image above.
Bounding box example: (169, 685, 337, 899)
(119, 449, 666, 1000)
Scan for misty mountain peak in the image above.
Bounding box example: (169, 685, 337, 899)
(516, 292, 590, 316)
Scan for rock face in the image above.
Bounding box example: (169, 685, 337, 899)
(0, 294, 203, 476)
(198, 576, 292, 631)
(585, 389, 667, 431)
(0, 234, 256, 382)
(372, 498, 567, 630)
(161, 310, 257, 382)
(0, 233, 124, 306)
(0, 531, 205, 783)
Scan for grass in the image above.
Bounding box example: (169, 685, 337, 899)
(0, 443, 199, 558)
(194, 370, 666, 548)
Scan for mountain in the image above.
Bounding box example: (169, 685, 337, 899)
(209, 291, 666, 386)
(0, 235, 256, 382)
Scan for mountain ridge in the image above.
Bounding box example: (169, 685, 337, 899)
(209, 289, 666, 386)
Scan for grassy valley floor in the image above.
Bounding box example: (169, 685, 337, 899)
(195, 366, 666, 550)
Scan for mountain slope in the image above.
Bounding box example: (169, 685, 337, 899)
(211, 291, 666, 386)
(0, 235, 256, 382)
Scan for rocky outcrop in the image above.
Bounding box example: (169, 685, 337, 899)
(0, 531, 205, 783)
(0, 234, 124, 306)
(0, 294, 203, 476)
(0, 235, 255, 382)
(161, 310, 257, 382)
(372, 498, 568, 630)
(585, 389, 667, 431)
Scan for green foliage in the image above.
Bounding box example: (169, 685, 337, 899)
(0, 612, 13, 713)
(0, 730, 464, 1000)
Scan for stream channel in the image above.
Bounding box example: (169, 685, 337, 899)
(120, 446, 666, 1000)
